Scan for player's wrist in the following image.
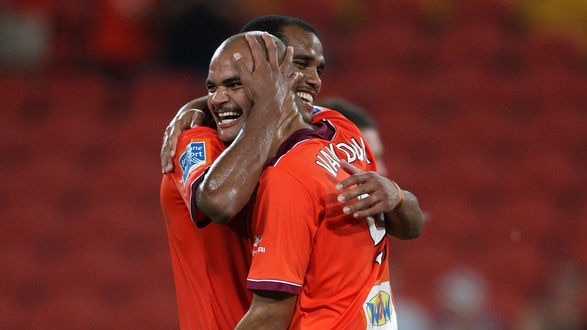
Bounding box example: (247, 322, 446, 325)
(246, 100, 283, 130)
(390, 181, 406, 210)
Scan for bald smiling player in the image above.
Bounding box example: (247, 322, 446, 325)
(205, 31, 394, 329)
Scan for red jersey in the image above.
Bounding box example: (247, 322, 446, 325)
(160, 127, 252, 329)
(160, 107, 391, 329)
(247, 119, 397, 329)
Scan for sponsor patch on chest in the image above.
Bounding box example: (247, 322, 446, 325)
(363, 281, 397, 329)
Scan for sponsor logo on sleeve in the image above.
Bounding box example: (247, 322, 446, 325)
(179, 141, 206, 183)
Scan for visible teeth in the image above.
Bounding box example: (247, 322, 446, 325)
(217, 111, 241, 125)
(218, 112, 240, 118)
(219, 118, 237, 124)
(296, 92, 313, 104)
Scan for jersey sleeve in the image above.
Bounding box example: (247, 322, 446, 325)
(169, 127, 225, 226)
(247, 167, 319, 295)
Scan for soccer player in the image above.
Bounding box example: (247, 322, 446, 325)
(160, 31, 297, 329)
(209, 31, 395, 329)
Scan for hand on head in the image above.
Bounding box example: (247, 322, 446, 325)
(232, 32, 304, 134)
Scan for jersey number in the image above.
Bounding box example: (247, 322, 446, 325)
(359, 194, 386, 245)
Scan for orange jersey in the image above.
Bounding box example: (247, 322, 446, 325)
(160, 127, 252, 329)
(247, 119, 397, 329)
(160, 107, 392, 328)
(312, 106, 382, 174)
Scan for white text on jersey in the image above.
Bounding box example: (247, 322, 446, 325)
(315, 137, 370, 177)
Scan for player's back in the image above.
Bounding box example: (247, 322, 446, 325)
(249, 120, 396, 329)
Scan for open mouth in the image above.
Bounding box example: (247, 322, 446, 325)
(216, 111, 242, 126)
(296, 91, 314, 105)
(213, 92, 313, 126)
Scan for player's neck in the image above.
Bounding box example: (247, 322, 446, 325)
(270, 114, 313, 156)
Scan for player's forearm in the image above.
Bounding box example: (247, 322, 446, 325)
(196, 100, 282, 224)
(183, 96, 207, 111)
(172, 96, 208, 124)
(235, 291, 296, 330)
(235, 309, 291, 330)
(385, 190, 425, 239)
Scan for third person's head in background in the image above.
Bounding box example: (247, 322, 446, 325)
(318, 97, 388, 177)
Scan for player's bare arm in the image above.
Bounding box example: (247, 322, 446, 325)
(336, 160, 425, 239)
(197, 32, 300, 224)
(160, 96, 210, 173)
(234, 291, 297, 330)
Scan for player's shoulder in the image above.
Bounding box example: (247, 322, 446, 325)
(176, 126, 224, 157)
(312, 106, 361, 134)
(312, 106, 348, 123)
(178, 126, 219, 142)
(174, 126, 225, 180)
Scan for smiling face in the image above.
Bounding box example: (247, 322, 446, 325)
(281, 25, 325, 123)
(205, 27, 326, 144)
(205, 37, 255, 143)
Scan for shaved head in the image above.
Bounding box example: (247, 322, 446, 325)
(205, 32, 289, 143)
(211, 31, 287, 69)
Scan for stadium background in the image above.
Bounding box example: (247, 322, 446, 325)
(1, 0, 585, 328)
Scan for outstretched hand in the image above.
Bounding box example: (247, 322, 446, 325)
(336, 160, 404, 219)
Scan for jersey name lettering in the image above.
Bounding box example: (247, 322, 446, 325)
(315, 137, 370, 176)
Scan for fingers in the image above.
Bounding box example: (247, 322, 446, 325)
(336, 170, 400, 218)
(281, 45, 295, 80)
(161, 128, 173, 173)
(232, 51, 250, 83)
(340, 189, 393, 219)
(161, 126, 176, 173)
(161, 123, 179, 173)
(242, 32, 274, 84)
(245, 32, 266, 69)
(341, 160, 363, 175)
(244, 32, 290, 75)
(161, 108, 206, 173)
(344, 198, 388, 219)
(335, 160, 366, 191)
(261, 32, 279, 68)
(336, 175, 373, 203)
(189, 109, 209, 127)
(235, 32, 295, 104)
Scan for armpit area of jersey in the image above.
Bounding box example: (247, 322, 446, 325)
(188, 172, 210, 228)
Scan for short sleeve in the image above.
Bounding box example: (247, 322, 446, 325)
(247, 168, 319, 294)
(169, 127, 225, 225)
